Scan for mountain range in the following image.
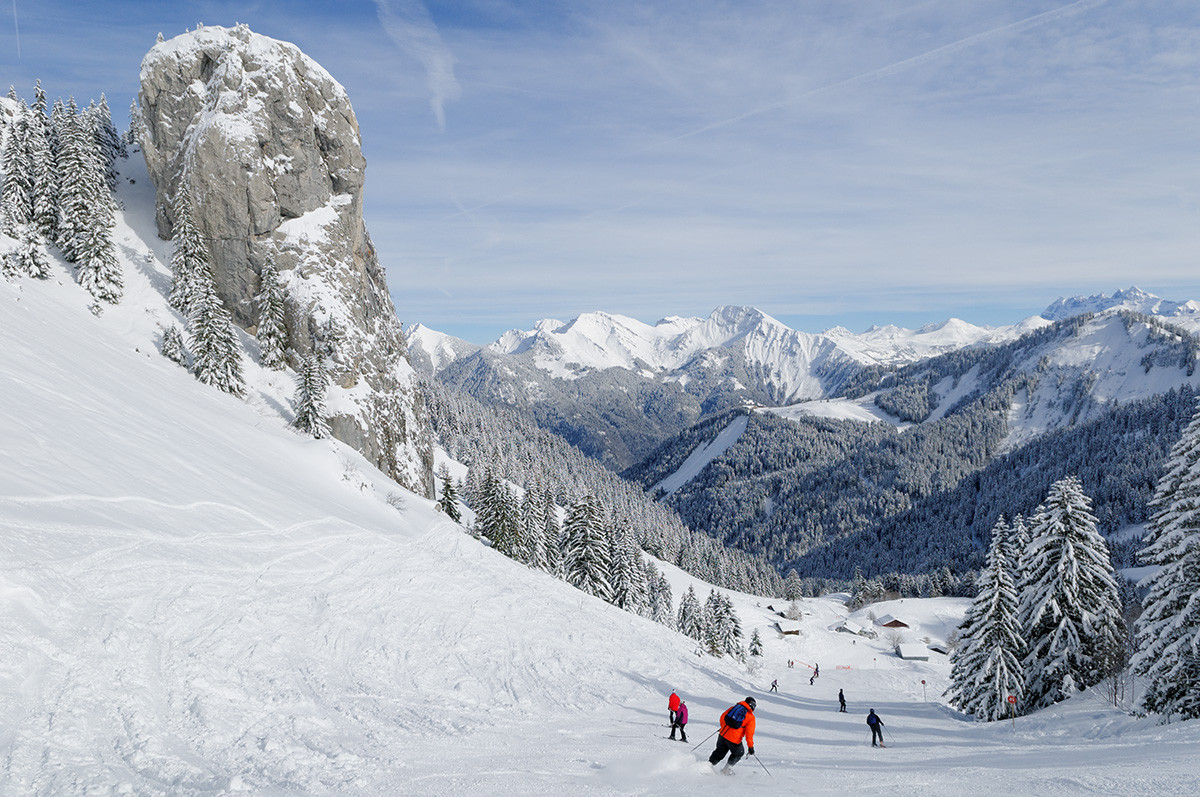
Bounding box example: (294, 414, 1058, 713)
(408, 288, 1200, 471)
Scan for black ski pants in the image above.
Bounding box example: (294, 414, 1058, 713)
(669, 720, 687, 741)
(870, 723, 884, 746)
(709, 735, 745, 767)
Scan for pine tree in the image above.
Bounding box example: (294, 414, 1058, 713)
(292, 349, 329, 437)
(53, 98, 98, 262)
(437, 465, 462, 523)
(655, 571, 674, 625)
(1018, 476, 1124, 710)
(677, 586, 704, 641)
(188, 265, 245, 396)
(168, 182, 209, 315)
(541, 490, 562, 575)
(784, 569, 803, 601)
(947, 516, 1025, 720)
(160, 324, 187, 364)
(1133, 399, 1200, 720)
(518, 487, 546, 567)
(749, 628, 764, 657)
(608, 524, 646, 612)
(1, 108, 35, 235)
(75, 196, 123, 305)
(255, 263, 289, 369)
(127, 98, 144, 147)
(562, 495, 611, 600)
(8, 224, 50, 279)
(27, 109, 56, 241)
(718, 592, 743, 657)
(702, 591, 726, 656)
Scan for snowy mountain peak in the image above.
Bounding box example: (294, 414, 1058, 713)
(1042, 286, 1200, 322)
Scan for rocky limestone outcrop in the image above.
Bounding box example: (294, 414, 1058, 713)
(138, 24, 433, 497)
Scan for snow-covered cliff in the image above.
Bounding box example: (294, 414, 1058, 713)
(138, 24, 433, 496)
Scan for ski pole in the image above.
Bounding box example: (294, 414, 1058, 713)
(885, 726, 895, 744)
(752, 753, 772, 777)
(691, 730, 717, 753)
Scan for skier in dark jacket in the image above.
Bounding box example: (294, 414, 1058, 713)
(867, 708, 884, 747)
(838, 689, 847, 712)
(669, 700, 689, 742)
(709, 697, 757, 774)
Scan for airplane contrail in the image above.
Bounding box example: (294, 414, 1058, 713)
(448, 0, 1105, 220)
(12, 0, 20, 59)
(638, 0, 1107, 154)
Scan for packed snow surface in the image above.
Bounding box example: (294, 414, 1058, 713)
(0, 156, 1197, 794)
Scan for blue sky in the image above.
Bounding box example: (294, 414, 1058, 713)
(4, 1, 1200, 343)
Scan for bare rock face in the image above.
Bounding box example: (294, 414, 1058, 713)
(139, 24, 433, 497)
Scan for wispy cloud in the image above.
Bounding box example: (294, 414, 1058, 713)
(372, 0, 460, 130)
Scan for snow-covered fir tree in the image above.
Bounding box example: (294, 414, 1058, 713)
(7, 224, 51, 279)
(292, 349, 329, 438)
(717, 592, 743, 657)
(1018, 476, 1124, 710)
(562, 495, 611, 601)
(1, 107, 34, 234)
(676, 585, 703, 641)
(74, 193, 122, 305)
(784, 569, 803, 601)
(90, 94, 125, 188)
(187, 264, 244, 396)
(1133, 399, 1200, 720)
(27, 106, 56, 241)
(947, 516, 1025, 720)
(701, 591, 723, 656)
(700, 591, 741, 657)
(160, 324, 187, 365)
(52, 98, 100, 262)
(127, 98, 144, 147)
(255, 263, 289, 370)
(541, 490, 562, 576)
(518, 487, 547, 568)
(645, 561, 674, 626)
(749, 628, 764, 657)
(436, 464, 462, 524)
(608, 523, 647, 613)
(168, 182, 208, 315)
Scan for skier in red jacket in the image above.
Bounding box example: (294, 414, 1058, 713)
(668, 690, 680, 725)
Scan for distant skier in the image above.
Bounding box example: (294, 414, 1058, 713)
(709, 696, 757, 774)
(838, 689, 847, 713)
(867, 708, 885, 747)
(669, 700, 689, 742)
(668, 690, 680, 725)
(769, 679, 778, 693)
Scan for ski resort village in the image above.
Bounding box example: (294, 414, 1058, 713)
(3, 4, 1200, 795)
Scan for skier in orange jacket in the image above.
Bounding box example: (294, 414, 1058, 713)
(708, 696, 756, 773)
